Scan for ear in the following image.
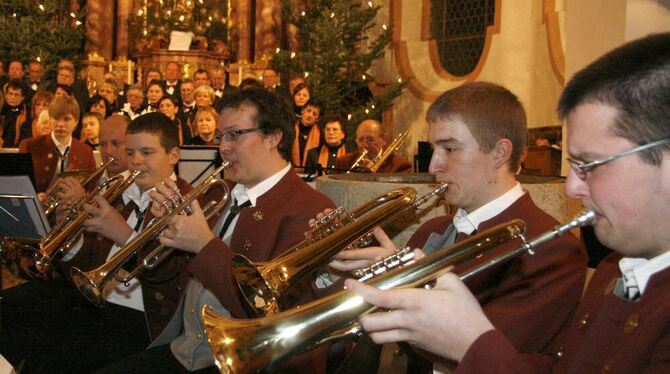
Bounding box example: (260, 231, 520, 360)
(492, 138, 513, 169)
(264, 129, 283, 149)
(168, 146, 181, 166)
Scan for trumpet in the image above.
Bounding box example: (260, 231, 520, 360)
(203, 209, 596, 374)
(203, 219, 527, 374)
(349, 129, 410, 173)
(346, 148, 369, 173)
(232, 187, 417, 316)
(19, 170, 140, 281)
(43, 156, 117, 219)
(70, 162, 231, 308)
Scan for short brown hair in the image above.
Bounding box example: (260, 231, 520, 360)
(426, 82, 527, 172)
(48, 95, 81, 122)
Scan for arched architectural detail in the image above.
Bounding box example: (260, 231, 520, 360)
(392, 0, 501, 102)
(543, 0, 566, 85)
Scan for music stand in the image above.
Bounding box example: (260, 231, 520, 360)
(0, 176, 50, 330)
(178, 146, 223, 185)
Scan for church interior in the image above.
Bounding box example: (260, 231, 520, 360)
(0, 0, 669, 373)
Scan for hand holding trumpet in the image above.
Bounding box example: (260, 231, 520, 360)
(149, 178, 215, 254)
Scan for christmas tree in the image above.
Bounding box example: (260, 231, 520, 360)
(0, 0, 85, 78)
(272, 0, 406, 145)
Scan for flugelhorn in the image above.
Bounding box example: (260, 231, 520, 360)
(232, 187, 417, 316)
(203, 209, 595, 374)
(203, 219, 527, 374)
(43, 156, 117, 219)
(70, 162, 230, 308)
(20, 170, 140, 281)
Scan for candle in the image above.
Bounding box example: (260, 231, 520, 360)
(108, 62, 113, 73)
(238, 65, 242, 86)
(127, 60, 132, 85)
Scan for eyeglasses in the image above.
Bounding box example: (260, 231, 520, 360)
(567, 138, 670, 180)
(356, 136, 378, 144)
(216, 128, 262, 142)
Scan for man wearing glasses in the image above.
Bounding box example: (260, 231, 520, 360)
(347, 34, 670, 372)
(335, 119, 412, 172)
(95, 88, 335, 372)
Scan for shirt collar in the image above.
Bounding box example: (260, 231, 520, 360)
(50, 132, 72, 154)
(619, 250, 670, 296)
(453, 183, 525, 234)
(230, 163, 291, 207)
(123, 172, 177, 211)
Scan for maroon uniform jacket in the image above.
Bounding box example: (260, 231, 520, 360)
(63, 177, 195, 338)
(407, 193, 587, 357)
(188, 170, 335, 319)
(458, 253, 670, 373)
(334, 150, 412, 173)
(19, 134, 96, 193)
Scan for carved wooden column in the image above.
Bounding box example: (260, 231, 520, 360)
(85, 0, 115, 60)
(255, 0, 281, 61)
(115, 0, 133, 59)
(232, 0, 252, 63)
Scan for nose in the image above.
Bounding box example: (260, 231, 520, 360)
(565, 168, 589, 199)
(428, 151, 443, 176)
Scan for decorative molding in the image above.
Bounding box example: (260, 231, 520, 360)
(543, 0, 566, 85)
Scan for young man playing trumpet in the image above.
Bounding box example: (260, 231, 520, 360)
(95, 88, 335, 373)
(0, 112, 194, 373)
(347, 33, 670, 373)
(331, 82, 586, 373)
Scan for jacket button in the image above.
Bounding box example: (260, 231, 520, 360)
(242, 240, 252, 250)
(154, 292, 164, 301)
(624, 313, 639, 334)
(160, 307, 169, 316)
(577, 314, 589, 330)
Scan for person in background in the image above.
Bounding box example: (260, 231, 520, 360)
(98, 79, 120, 113)
(158, 95, 191, 145)
(193, 68, 211, 88)
(18, 90, 53, 143)
(143, 80, 164, 114)
(86, 94, 112, 119)
(27, 59, 44, 95)
(304, 117, 348, 174)
(335, 119, 412, 173)
(291, 99, 323, 168)
(1, 79, 28, 148)
(163, 62, 182, 100)
(186, 106, 217, 146)
(120, 84, 145, 120)
(291, 82, 311, 119)
(211, 66, 236, 100)
(81, 112, 102, 150)
(179, 78, 196, 125)
(144, 68, 163, 92)
(19, 95, 96, 194)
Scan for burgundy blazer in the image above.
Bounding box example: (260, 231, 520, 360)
(19, 134, 96, 193)
(407, 193, 587, 356)
(459, 253, 670, 373)
(188, 170, 336, 319)
(334, 151, 412, 173)
(62, 177, 193, 339)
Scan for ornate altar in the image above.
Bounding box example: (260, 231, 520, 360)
(134, 49, 230, 83)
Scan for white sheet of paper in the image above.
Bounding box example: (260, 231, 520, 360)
(168, 31, 193, 51)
